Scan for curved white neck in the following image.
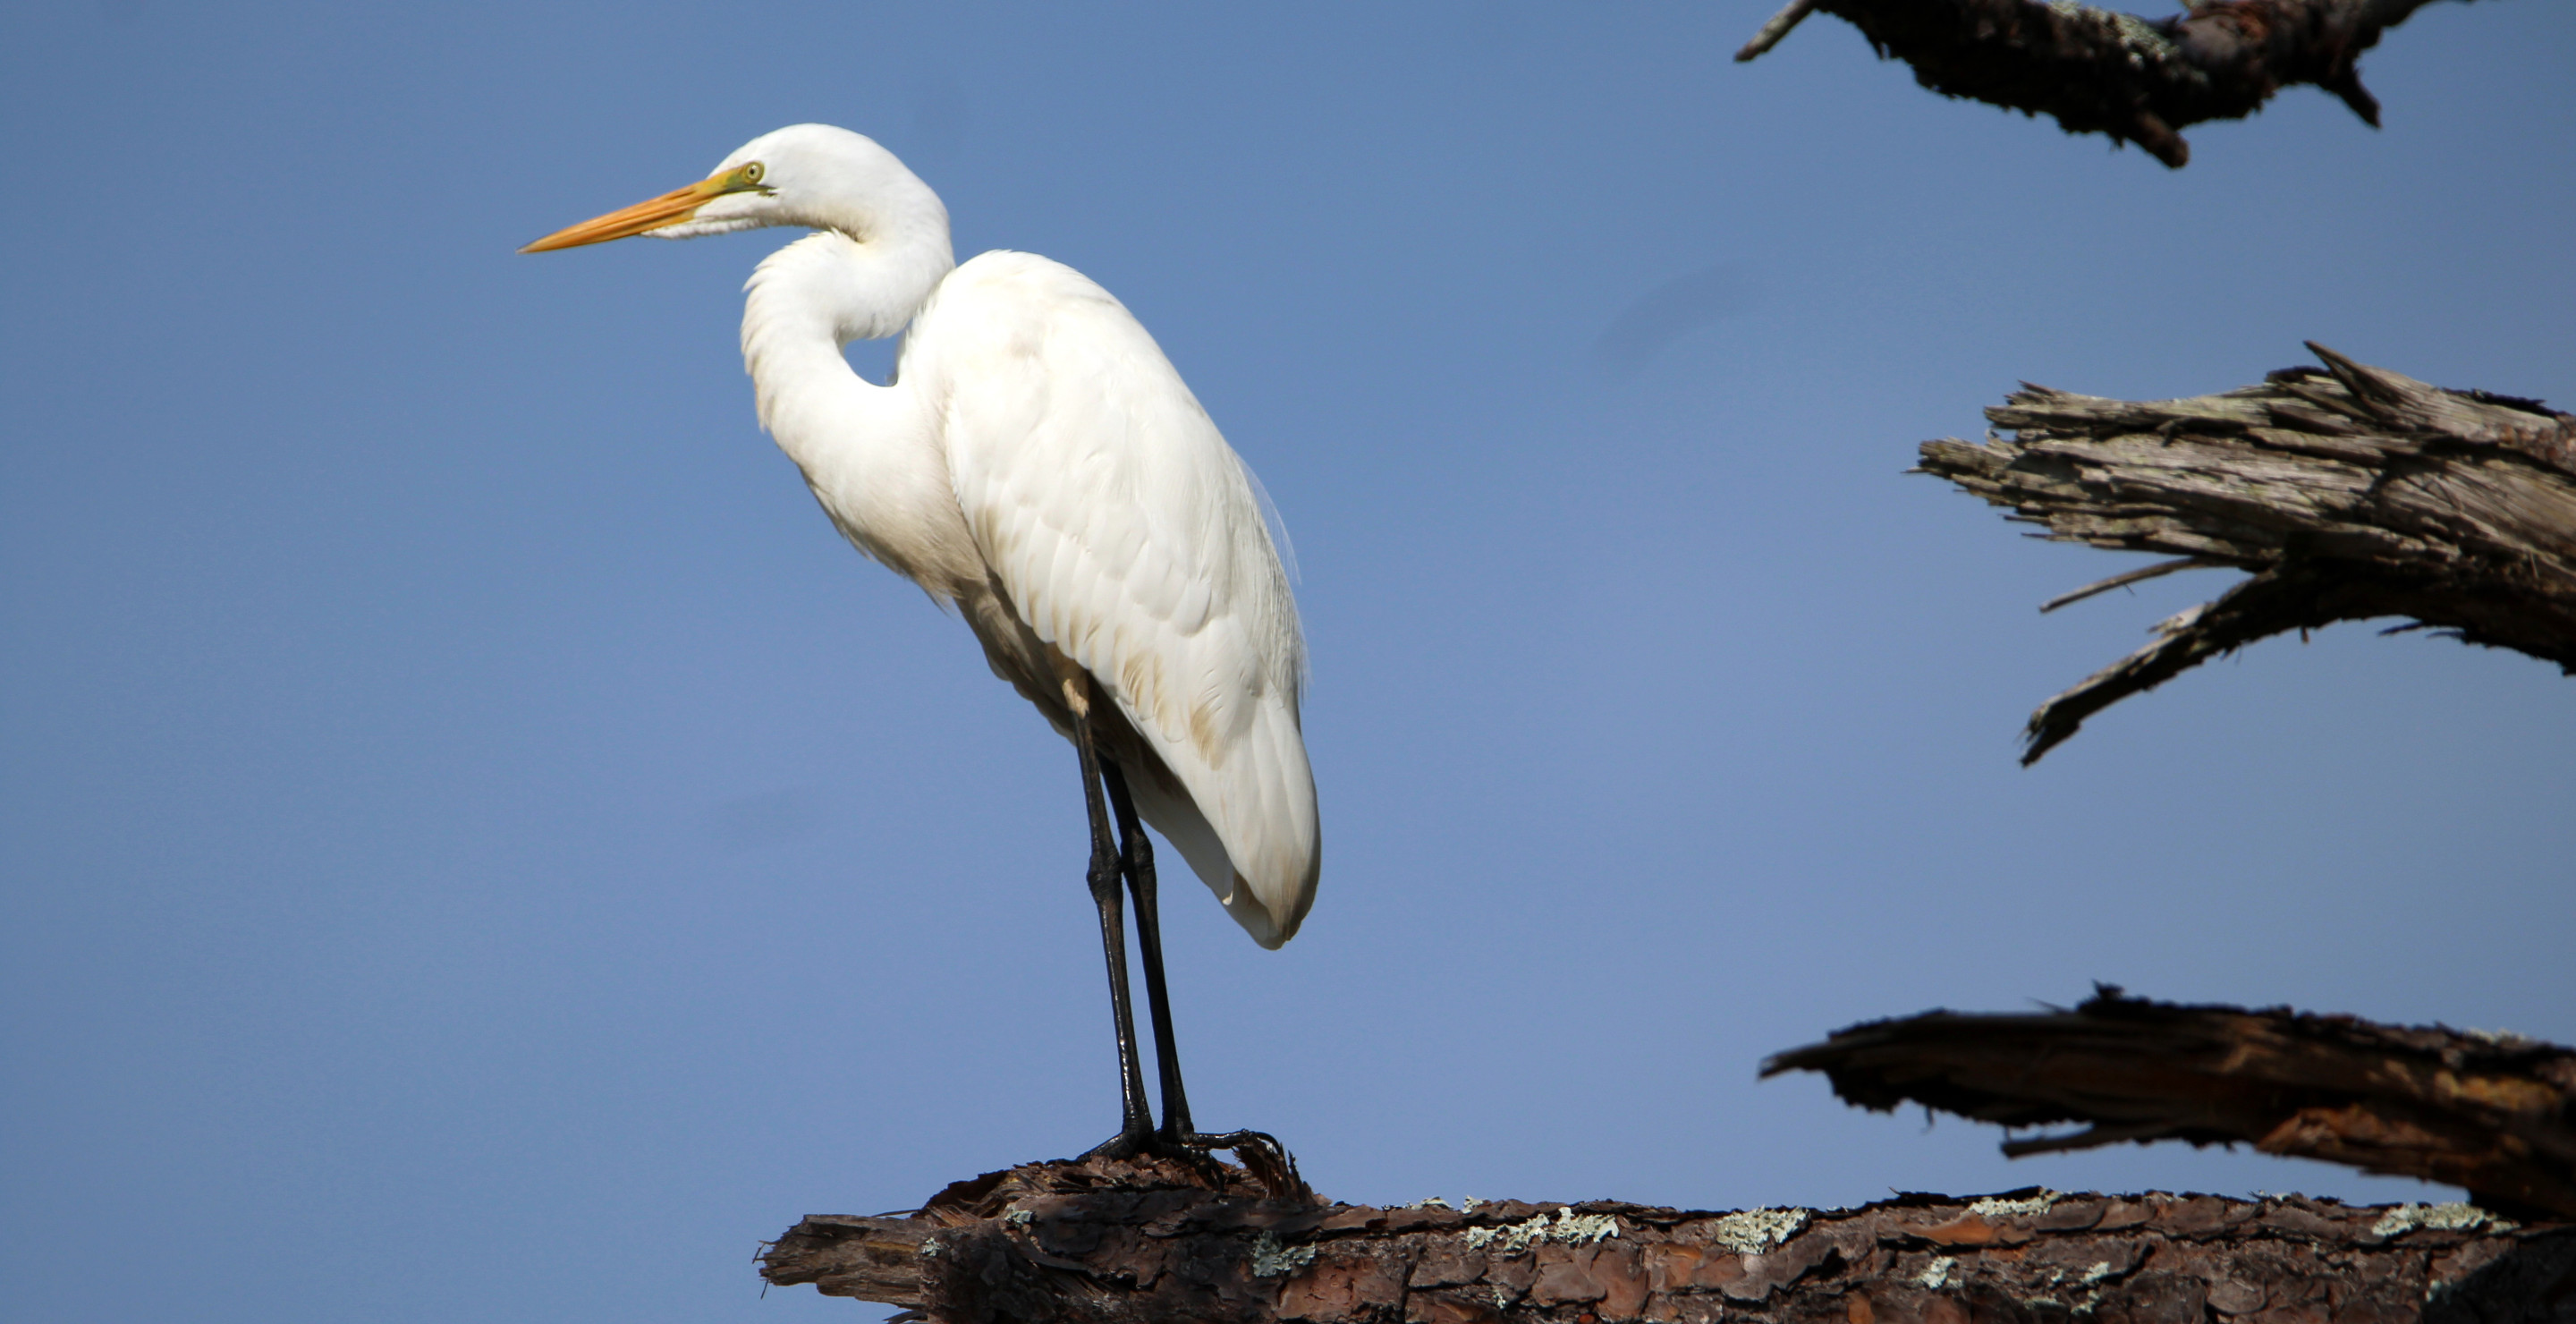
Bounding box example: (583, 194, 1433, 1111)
(736, 226, 970, 589)
(740, 228, 954, 437)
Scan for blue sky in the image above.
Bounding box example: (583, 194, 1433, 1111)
(5, 3, 2572, 1320)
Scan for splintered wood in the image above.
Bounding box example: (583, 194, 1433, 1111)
(1917, 344, 2576, 762)
(759, 1153, 2572, 1322)
(1767, 990, 2576, 1223)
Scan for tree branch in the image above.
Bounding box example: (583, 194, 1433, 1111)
(1917, 344, 2576, 763)
(1767, 988, 2576, 1222)
(1736, 1, 1822, 61)
(761, 1152, 2573, 1320)
(1736, 0, 2480, 166)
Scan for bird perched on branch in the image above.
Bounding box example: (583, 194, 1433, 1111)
(523, 124, 1319, 1166)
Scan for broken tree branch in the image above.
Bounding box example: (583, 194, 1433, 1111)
(1735, 0, 1822, 61)
(1766, 989, 2576, 1221)
(1917, 344, 2576, 763)
(1735, 0, 2480, 167)
(761, 1152, 2573, 1321)
(2036, 556, 2224, 615)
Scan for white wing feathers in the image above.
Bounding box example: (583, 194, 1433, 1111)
(922, 252, 1319, 946)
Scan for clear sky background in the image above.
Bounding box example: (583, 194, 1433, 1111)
(5, 3, 2572, 1320)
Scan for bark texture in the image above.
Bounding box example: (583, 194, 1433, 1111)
(1734, 0, 2476, 167)
(761, 1154, 2573, 1321)
(1916, 344, 2576, 763)
(1766, 990, 2576, 1221)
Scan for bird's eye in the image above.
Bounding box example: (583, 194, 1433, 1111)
(741, 162, 765, 184)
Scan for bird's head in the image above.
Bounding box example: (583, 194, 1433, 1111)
(521, 123, 947, 254)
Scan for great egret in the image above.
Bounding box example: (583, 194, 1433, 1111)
(523, 124, 1319, 1162)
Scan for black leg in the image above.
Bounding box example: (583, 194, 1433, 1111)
(1099, 760, 1193, 1141)
(1095, 760, 1309, 1202)
(1072, 709, 1155, 1158)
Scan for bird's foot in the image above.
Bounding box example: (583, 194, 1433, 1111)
(1162, 1127, 1310, 1203)
(1074, 1126, 1309, 1201)
(1076, 1125, 1157, 1164)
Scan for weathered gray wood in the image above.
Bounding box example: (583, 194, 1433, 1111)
(760, 1154, 2573, 1322)
(1737, 1, 2482, 167)
(1917, 344, 2576, 763)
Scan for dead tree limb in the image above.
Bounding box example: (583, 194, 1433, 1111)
(1735, 0, 2480, 167)
(1916, 344, 2576, 763)
(761, 1153, 2572, 1321)
(1766, 989, 2576, 1221)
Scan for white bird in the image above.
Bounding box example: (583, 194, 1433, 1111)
(523, 124, 1318, 1161)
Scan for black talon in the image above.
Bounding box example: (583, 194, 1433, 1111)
(1168, 1128, 1310, 1202)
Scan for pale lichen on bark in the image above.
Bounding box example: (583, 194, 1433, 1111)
(759, 1147, 2575, 1320)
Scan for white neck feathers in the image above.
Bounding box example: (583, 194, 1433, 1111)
(735, 225, 976, 593)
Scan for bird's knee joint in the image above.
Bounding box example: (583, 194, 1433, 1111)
(1056, 663, 1093, 720)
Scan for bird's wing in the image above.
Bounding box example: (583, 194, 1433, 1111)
(922, 251, 1319, 946)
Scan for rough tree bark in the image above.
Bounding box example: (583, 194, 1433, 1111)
(1733, 0, 2479, 167)
(1914, 344, 2576, 763)
(761, 1154, 2574, 1322)
(1766, 989, 2576, 1221)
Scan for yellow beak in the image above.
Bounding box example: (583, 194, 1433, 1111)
(520, 173, 736, 253)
